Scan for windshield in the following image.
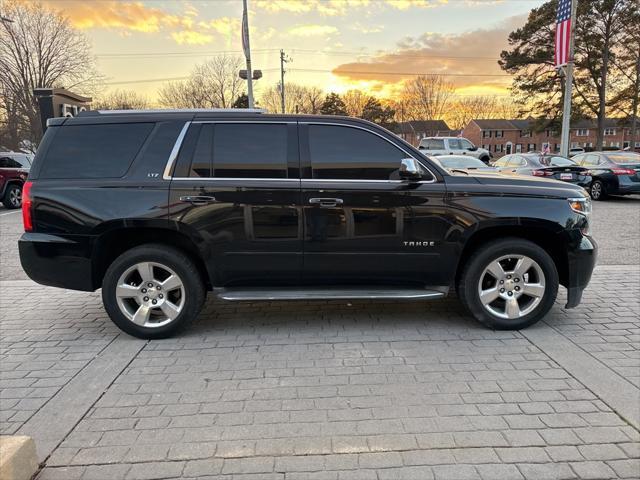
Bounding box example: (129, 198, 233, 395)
(438, 156, 488, 169)
(607, 152, 640, 164)
(538, 156, 575, 167)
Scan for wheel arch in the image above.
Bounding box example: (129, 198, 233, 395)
(455, 224, 569, 289)
(92, 225, 212, 291)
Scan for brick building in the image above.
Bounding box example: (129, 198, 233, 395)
(394, 120, 452, 146)
(462, 117, 640, 157)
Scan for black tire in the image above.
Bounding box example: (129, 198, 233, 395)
(2, 184, 22, 209)
(458, 238, 559, 330)
(102, 244, 205, 339)
(589, 180, 606, 200)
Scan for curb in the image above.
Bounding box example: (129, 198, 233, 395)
(0, 436, 38, 480)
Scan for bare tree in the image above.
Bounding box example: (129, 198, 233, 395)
(341, 89, 369, 117)
(158, 56, 244, 109)
(259, 83, 324, 114)
(401, 75, 454, 121)
(0, 0, 100, 148)
(446, 96, 500, 130)
(93, 89, 150, 111)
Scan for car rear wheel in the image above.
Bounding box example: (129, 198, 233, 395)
(2, 184, 22, 209)
(589, 180, 606, 200)
(458, 238, 558, 330)
(102, 244, 205, 339)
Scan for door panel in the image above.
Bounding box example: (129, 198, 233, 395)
(168, 122, 302, 286)
(300, 122, 449, 286)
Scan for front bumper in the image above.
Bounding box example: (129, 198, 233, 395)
(564, 234, 598, 308)
(19, 233, 95, 291)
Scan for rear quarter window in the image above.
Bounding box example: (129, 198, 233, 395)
(39, 123, 154, 179)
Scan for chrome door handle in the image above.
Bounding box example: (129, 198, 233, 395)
(180, 195, 217, 205)
(309, 197, 344, 208)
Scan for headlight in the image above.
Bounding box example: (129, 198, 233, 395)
(568, 197, 591, 216)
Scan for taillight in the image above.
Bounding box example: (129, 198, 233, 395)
(22, 181, 33, 232)
(532, 170, 553, 176)
(611, 168, 635, 175)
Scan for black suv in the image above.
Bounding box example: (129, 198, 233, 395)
(19, 110, 597, 339)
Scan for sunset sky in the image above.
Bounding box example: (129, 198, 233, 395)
(37, 0, 546, 102)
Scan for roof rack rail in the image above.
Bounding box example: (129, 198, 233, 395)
(93, 108, 266, 115)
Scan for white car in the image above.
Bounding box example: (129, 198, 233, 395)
(418, 137, 491, 164)
(569, 147, 585, 157)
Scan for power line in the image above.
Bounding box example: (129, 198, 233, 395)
(103, 68, 280, 86)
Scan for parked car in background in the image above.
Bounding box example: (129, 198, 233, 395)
(431, 155, 496, 173)
(492, 153, 591, 189)
(572, 151, 640, 200)
(418, 137, 492, 164)
(0, 152, 32, 208)
(569, 147, 586, 157)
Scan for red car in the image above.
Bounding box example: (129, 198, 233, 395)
(0, 152, 32, 209)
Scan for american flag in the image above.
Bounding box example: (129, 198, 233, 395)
(555, 0, 573, 67)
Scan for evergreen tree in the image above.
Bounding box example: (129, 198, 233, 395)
(320, 93, 348, 116)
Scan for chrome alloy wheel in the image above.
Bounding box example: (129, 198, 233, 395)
(115, 262, 185, 328)
(9, 187, 21, 207)
(590, 181, 602, 200)
(477, 254, 546, 320)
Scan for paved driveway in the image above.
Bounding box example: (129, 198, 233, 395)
(0, 200, 639, 480)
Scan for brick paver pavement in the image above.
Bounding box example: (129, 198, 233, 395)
(1, 266, 638, 479)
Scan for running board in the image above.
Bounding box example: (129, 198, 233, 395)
(215, 287, 447, 301)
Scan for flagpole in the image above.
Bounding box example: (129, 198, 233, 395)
(559, 0, 577, 157)
(242, 0, 254, 108)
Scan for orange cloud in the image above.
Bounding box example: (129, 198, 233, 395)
(33, 1, 236, 45)
(331, 14, 527, 92)
(254, 0, 445, 15)
(36, 1, 182, 33)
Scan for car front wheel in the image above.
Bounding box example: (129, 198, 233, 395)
(458, 238, 559, 330)
(102, 244, 205, 339)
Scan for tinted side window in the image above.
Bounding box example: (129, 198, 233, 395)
(309, 125, 406, 180)
(213, 124, 287, 178)
(191, 124, 213, 177)
(40, 123, 153, 179)
(448, 139, 462, 149)
(427, 138, 445, 149)
(0, 156, 22, 168)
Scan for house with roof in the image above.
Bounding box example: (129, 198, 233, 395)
(394, 120, 452, 146)
(463, 117, 639, 157)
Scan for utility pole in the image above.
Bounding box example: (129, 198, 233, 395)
(241, 0, 254, 108)
(279, 50, 291, 114)
(559, 0, 578, 157)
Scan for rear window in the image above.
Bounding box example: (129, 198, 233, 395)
(420, 138, 445, 150)
(0, 155, 31, 168)
(539, 156, 574, 166)
(607, 152, 640, 164)
(40, 123, 153, 179)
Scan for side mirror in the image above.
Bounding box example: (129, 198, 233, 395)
(399, 158, 422, 180)
(418, 145, 425, 150)
(468, 146, 478, 151)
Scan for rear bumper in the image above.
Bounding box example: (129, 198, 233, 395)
(19, 233, 95, 291)
(564, 235, 597, 309)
